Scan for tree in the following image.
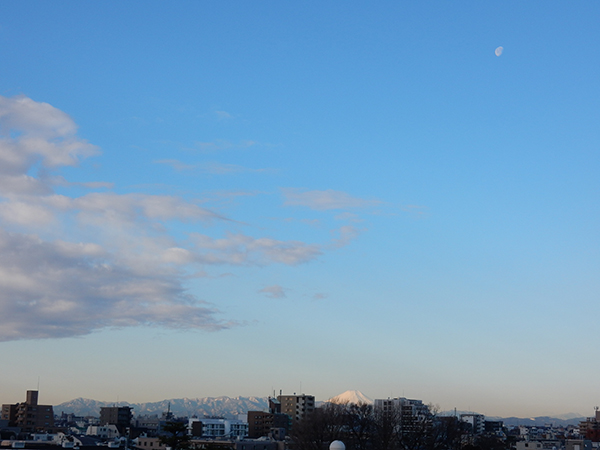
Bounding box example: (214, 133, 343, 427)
(344, 403, 375, 450)
(426, 415, 462, 450)
(465, 435, 508, 450)
(372, 403, 401, 450)
(396, 408, 432, 450)
(159, 421, 191, 450)
(395, 405, 465, 450)
(291, 403, 347, 450)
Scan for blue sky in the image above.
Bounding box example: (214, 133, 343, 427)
(1, 1, 599, 417)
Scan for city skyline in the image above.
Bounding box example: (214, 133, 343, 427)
(1, 2, 600, 418)
(3, 388, 592, 422)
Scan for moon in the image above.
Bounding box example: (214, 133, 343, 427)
(495, 46, 503, 56)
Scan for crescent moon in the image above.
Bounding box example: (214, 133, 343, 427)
(495, 46, 503, 57)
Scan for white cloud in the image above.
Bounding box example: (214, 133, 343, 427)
(0, 95, 98, 192)
(56, 193, 224, 225)
(259, 285, 286, 299)
(77, 181, 114, 189)
(0, 174, 52, 195)
(334, 212, 363, 222)
(0, 95, 373, 342)
(162, 247, 195, 265)
(0, 96, 239, 341)
(1, 192, 225, 232)
(282, 188, 381, 211)
(0, 200, 56, 226)
(330, 225, 363, 249)
(190, 232, 322, 266)
(0, 95, 348, 342)
(51, 177, 114, 190)
(0, 229, 231, 341)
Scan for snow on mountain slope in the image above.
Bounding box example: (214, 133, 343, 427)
(328, 390, 373, 405)
(55, 396, 269, 418)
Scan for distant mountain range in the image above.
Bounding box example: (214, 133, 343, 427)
(55, 397, 269, 419)
(438, 411, 585, 427)
(487, 415, 585, 427)
(55, 395, 587, 426)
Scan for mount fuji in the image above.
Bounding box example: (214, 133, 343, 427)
(327, 390, 373, 405)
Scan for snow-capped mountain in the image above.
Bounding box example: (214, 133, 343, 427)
(55, 395, 584, 425)
(55, 396, 269, 419)
(327, 390, 373, 405)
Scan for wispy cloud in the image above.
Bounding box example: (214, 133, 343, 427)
(155, 159, 275, 175)
(214, 110, 233, 120)
(200, 162, 274, 175)
(210, 190, 261, 199)
(282, 188, 381, 211)
(196, 139, 257, 152)
(329, 225, 363, 249)
(190, 232, 322, 266)
(334, 212, 363, 222)
(401, 204, 428, 218)
(274, 217, 322, 227)
(0, 193, 226, 230)
(154, 159, 197, 171)
(259, 285, 286, 299)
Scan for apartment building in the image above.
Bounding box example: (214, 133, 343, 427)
(1, 390, 55, 432)
(373, 397, 431, 432)
(188, 417, 248, 438)
(460, 413, 485, 435)
(277, 394, 315, 424)
(579, 410, 600, 442)
(100, 406, 133, 433)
